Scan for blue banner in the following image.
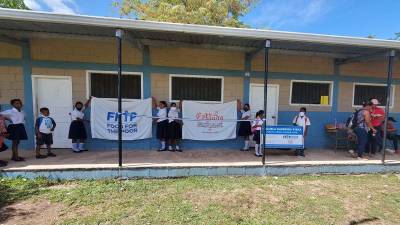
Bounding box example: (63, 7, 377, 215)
(261, 125, 304, 149)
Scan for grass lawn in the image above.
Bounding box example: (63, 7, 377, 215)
(0, 174, 400, 225)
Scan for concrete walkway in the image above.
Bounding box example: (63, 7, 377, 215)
(1, 148, 399, 171)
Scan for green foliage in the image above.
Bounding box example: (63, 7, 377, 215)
(114, 0, 258, 27)
(395, 32, 400, 40)
(0, 0, 30, 9)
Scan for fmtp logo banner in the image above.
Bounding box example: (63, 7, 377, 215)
(91, 97, 152, 140)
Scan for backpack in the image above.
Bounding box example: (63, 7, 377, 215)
(348, 110, 362, 129)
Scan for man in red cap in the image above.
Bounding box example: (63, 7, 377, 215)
(368, 98, 385, 156)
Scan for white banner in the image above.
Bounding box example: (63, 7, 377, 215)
(182, 101, 237, 141)
(90, 97, 152, 140)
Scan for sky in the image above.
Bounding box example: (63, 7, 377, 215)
(22, 0, 400, 39)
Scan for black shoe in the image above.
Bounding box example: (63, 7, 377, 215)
(157, 148, 167, 152)
(36, 154, 47, 159)
(73, 150, 83, 153)
(11, 157, 25, 162)
(0, 160, 7, 167)
(47, 152, 57, 157)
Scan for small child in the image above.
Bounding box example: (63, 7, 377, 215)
(237, 100, 252, 151)
(0, 99, 27, 161)
(68, 99, 90, 153)
(292, 107, 311, 157)
(35, 107, 56, 158)
(155, 100, 168, 151)
(252, 110, 265, 157)
(167, 101, 182, 152)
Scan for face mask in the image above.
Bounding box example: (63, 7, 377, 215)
(244, 107, 249, 111)
(170, 107, 177, 111)
(299, 112, 305, 117)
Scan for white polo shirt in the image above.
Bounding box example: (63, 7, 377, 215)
(0, 108, 25, 124)
(293, 115, 311, 134)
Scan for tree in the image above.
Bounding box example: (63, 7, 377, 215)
(0, 0, 29, 9)
(395, 32, 400, 40)
(114, 0, 258, 27)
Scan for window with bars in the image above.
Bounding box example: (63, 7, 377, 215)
(90, 73, 142, 99)
(353, 84, 393, 106)
(290, 81, 332, 105)
(170, 76, 223, 102)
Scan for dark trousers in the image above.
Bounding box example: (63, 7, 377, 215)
(367, 126, 382, 154)
(387, 132, 398, 150)
(354, 127, 368, 157)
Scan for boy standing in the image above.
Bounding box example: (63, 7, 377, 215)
(292, 107, 311, 157)
(35, 107, 57, 158)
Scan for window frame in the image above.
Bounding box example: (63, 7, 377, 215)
(289, 80, 334, 106)
(86, 70, 143, 100)
(352, 82, 395, 108)
(169, 74, 224, 103)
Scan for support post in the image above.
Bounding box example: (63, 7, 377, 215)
(381, 50, 396, 164)
(116, 29, 123, 167)
(262, 40, 271, 165)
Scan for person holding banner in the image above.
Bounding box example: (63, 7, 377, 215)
(237, 100, 252, 151)
(167, 101, 183, 152)
(68, 98, 91, 153)
(292, 107, 311, 157)
(252, 110, 264, 157)
(153, 98, 169, 151)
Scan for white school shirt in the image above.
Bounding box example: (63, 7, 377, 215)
(168, 108, 180, 123)
(0, 108, 25, 124)
(293, 115, 311, 134)
(70, 108, 84, 121)
(157, 108, 167, 122)
(38, 116, 55, 134)
(240, 110, 251, 120)
(252, 118, 263, 131)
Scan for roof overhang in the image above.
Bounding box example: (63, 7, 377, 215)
(0, 8, 399, 59)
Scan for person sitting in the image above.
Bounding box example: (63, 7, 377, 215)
(386, 117, 398, 154)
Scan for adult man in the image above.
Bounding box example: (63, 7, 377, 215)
(368, 98, 385, 155)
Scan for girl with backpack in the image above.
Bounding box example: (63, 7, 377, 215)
(352, 102, 376, 159)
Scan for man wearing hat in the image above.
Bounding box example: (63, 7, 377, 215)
(386, 117, 398, 154)
(368, 98, 385, 155)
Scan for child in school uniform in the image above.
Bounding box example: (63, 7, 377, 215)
(68, 99, 90, 153)
(155, 100, 169, 151)
(252, 110, 265, 157)
(0, 99, 27, 161)
(292, 107, 311, 157)
(35, 107, 56, 159)
(167, 101, 182, 152)
(237, 100, 252, 151)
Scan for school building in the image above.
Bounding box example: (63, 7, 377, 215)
(0, 8, 399, 151)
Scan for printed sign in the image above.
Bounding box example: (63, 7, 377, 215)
(261, 126, 304, 149)
(182, 101, 237, 140)
(90, 97, 152, 140)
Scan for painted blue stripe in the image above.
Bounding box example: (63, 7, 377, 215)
(22, 43, 35, 149)
(0, 58, 22, 66)
(142, 46, 151, 98)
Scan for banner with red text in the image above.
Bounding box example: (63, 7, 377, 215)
(182, 101, 237, 140)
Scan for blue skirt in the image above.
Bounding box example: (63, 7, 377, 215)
(7, 124, 28, 141)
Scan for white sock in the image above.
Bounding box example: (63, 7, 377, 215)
(161, 141, 166, 149)
(176, 145, 180, 150)
(244, 140, 249, 150)
(78, 143, 85, 150)
(254, 144, 259, 155)
(72, 143, 79, 151)
(169, 145, 173, 150)
(258, 146, 262, 156)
